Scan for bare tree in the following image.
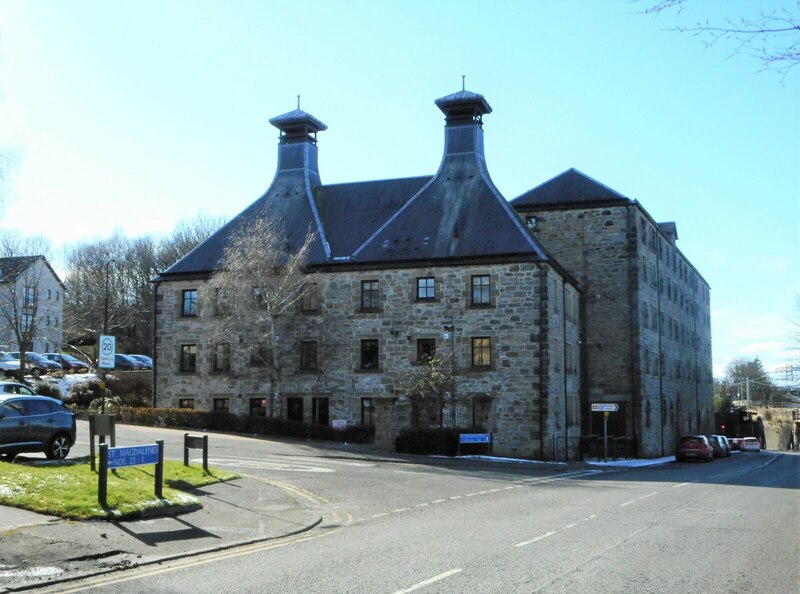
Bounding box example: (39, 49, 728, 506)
(0, 248, 60, 380)
(400, 356, 457, 428)
(158, 212, 226, 270)
(638, 0, 800, 80)
(208, 216, 316, 418)
(63, 215, 223, 356)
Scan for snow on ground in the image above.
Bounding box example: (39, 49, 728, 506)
(29, 373, 98, 398)
(585, 456, 675, 468)
(448, 454, 674, 468)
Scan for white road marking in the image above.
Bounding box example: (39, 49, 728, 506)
(516, 515, 596, 547)
(619, 491, 659, 507)
(390, 568, 463, 594)
(372, 513, 389, 518)
(206, 457, 334, 473)
(671, 482, 691, 488)
(432, 499, 447, 504)
(392, 508, 411, 513)
(758, 455, 779, 468)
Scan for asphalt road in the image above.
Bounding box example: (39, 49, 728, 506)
(57, 422, 800, 593)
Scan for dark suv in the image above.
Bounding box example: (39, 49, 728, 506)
(0, 382, 76, 460)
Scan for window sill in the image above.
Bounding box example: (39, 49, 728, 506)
(358, 308, 382, 314)
(355, 368, 382, 374)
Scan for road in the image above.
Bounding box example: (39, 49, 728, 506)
(55, 422, 800, 592)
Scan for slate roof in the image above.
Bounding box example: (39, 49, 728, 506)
(268, 109, 327, 132)
(512, 168, 630, 208)
(350, 163, 544, 264)
(313, 176, 432, 258)
(159, 93, 552, 279)
(0, 256, 39, 283)
(0, 255, 64, 288)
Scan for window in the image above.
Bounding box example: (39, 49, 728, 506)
(249, 398, 266, 417)
(178, 398, 194, 409)
(55, 291, 60, 301)
(214, 288, 233, 316)
(526, 215, 538, 230)
(21, 312, 33, 331)
(46, 315, 51, 327)
(361, 280, 379, 310)
(181, 289, 197, 317)
(417, 277, 436, 301)
(23, 286, 35, 308)
(361, 398, 374, 426)
(416, 338, 436, 363)
(471, 337, 491, 368)
(249, 342, 269, 366)
(300, 283, 319, 312)
(47, 289, 52, 299)
(471, 275, 491, 306)
(180, 344, 197, 372)
(53, 316, 58, 328)
(300, 341, 318, 371)
(212, 343, 231, 372)
(360, 339, 379, 370)
(213, 398, 229, 413)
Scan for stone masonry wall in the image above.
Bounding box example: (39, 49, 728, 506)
(519, 204, 712, 457)
(155, 261, 580, 459)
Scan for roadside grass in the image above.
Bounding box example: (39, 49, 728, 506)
(0, 457, 239, 520)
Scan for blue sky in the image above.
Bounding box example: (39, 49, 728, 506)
(1, 0, 798, 380)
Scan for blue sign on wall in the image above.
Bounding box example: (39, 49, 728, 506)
(107, 444, 160, 468)
(459, 433, 492, 444)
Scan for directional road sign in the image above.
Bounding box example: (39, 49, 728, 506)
(591, 403, 619, 412)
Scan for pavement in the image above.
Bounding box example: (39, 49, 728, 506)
(0, 473, 322, 592)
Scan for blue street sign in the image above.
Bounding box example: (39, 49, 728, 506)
(459, 433, 492, 444)
(107, 444, 160, 469)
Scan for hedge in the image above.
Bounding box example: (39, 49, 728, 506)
(395, 427, 487, 456)
(115, 407, 374, 444)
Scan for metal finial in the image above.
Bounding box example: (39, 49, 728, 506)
(462, 75, 465, 91)
(297, 95, 301, 110)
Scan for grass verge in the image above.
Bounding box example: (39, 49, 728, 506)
(0, 457, 239, 520)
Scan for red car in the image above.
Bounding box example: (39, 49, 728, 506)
(675, 435, 714, 462)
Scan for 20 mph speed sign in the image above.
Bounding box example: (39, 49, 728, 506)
(98, 335, 116, 369)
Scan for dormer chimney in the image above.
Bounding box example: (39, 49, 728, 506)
(434, 89, 492, 159)
(269, 108, 327, 176)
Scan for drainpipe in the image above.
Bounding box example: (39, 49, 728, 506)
(627, 205, 639, 456)
(152, 281, 158, 408)
(537, 264, 547, 460)
(656, 240, 664, 455)
(562, 276, 568, 461)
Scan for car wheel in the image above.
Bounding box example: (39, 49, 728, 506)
(1, 452, 17, 462)
(31, 367, 41, 378)
(45, 434, 71, 460)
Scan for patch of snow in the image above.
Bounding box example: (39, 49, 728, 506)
(586, 456, 675, 468)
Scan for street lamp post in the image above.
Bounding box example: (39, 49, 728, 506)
(103, 258, 116, 336)
(100, 258, 116, 414)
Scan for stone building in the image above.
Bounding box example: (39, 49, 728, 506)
(512, 169, 713, 457)
(154, 89, 583, 459)
(0, 255, 65, 354)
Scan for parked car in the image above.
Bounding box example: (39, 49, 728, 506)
(43, 353, 89, 373)
(0, 352, 21, 377)
(740, 437, 762, 452)
(708, 435, 730, 458)
(128, 354, 153, 370)
(728, 437, 743, 451)
(675, 435, 714, 462)
(0, 383, 76, 460)
(10, 352, 62, 376)
(114, 354, 145, 370)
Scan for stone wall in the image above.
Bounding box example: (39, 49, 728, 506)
(155, 261, 580, 459)
(518, 204, 713, 457)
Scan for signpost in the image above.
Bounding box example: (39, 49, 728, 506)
(98, 441, 164, 507)
(98, 335, 116, 369)
(591, 403, 619, 461)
